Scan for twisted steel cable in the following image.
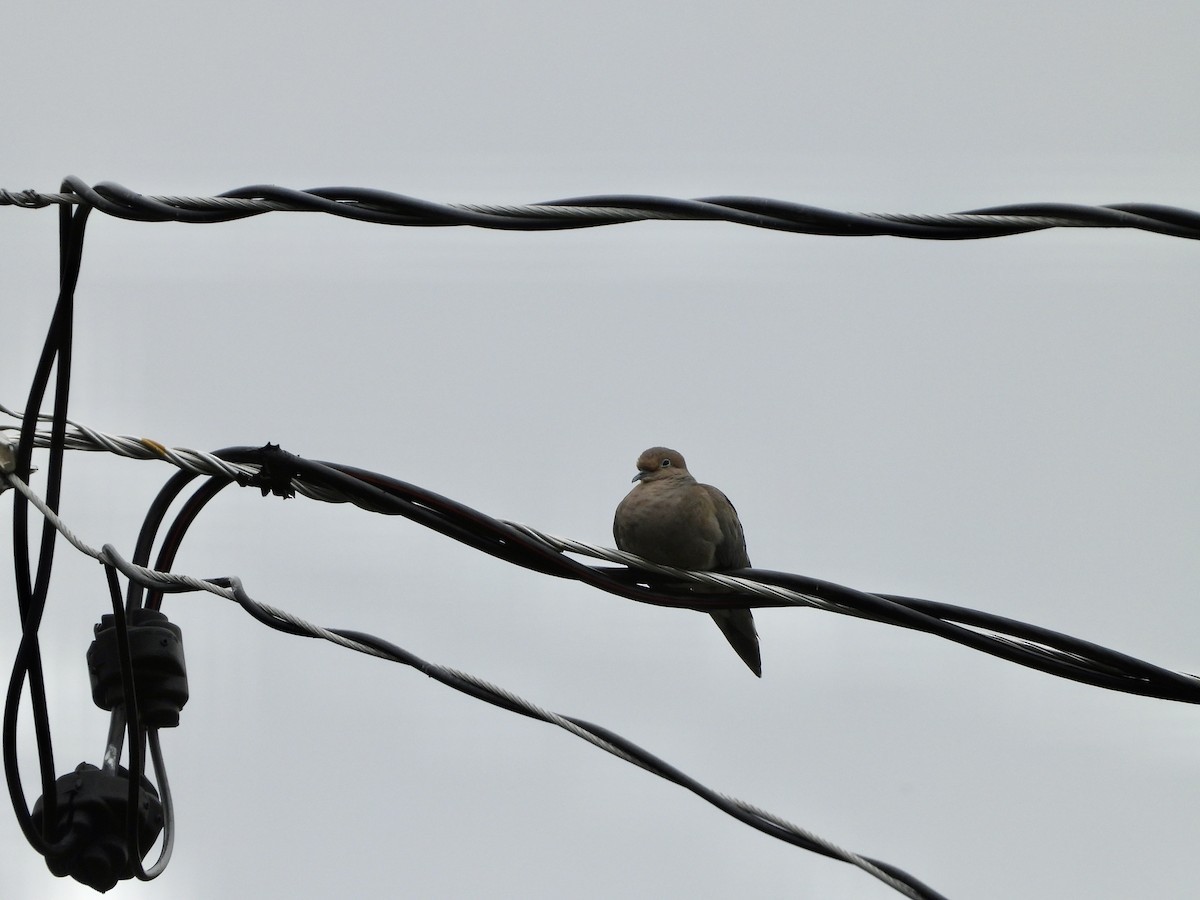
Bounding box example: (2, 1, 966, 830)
(4, 407, 1197, 704)
(3, 177, 1200, 239)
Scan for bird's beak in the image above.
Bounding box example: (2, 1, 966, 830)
(631, 471, 648, 483)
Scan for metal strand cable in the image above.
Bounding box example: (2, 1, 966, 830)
(2, 469, 932, 900)
(5, 408, 1198, 704)
(3, 179, 1200, 239)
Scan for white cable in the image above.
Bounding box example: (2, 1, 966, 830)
(4, 471, 235, 601)
(504, 522, 848, 614)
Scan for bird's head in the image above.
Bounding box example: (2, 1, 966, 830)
(632, 447, 689, 483)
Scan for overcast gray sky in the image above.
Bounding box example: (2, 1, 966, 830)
(3, 3, 1199, 898)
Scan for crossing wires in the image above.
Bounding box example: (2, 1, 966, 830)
(4, 177, 1197, 896)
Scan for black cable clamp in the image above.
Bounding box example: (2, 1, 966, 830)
(87, 608, 188, 728)
(26, 610, 186, 889)
(243, 442, 297, 499)
(30, 762, 163, 892)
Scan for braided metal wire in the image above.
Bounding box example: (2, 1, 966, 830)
(3, 178, 1200, 239)
(4, 404, 1198, 705)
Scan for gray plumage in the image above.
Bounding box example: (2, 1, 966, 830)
(613, 447, 761, 677)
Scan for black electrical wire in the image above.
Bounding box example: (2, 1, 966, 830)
(124, 471, 234, 613)
(100, 557, 176, 882)
(105, 471, 240, 879)
(123, 469, 202, 613)
(4, 187, 91, 852)
(200, 445, 1200, 705)
(5, 178, 1200, 239)
(101, 564, 148, 878)
(2, 185, 177, 879)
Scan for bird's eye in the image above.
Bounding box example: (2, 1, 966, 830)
(660, 458, 671, 468)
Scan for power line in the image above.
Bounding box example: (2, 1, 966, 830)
(6, 175, 1193, 896)
(4, 177, 1200, 239)
(4, 407, 1197, 704)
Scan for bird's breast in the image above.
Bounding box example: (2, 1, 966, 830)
(614, 485, 720, 570)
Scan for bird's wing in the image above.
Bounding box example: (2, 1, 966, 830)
(703, 485, 750, 569)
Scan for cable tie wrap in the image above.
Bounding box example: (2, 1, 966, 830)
(250, 442, 297, 498)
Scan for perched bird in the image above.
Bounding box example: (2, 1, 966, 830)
(613, 447, 761, 677)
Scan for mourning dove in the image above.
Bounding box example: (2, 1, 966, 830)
(613, 447, 761, 677)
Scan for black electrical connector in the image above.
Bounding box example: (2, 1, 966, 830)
(87, 608, 188, 728)
(25, 607, 186, 890)
(30, 762, 163, 893)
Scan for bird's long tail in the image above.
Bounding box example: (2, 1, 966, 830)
(709, 609, 762, 677)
